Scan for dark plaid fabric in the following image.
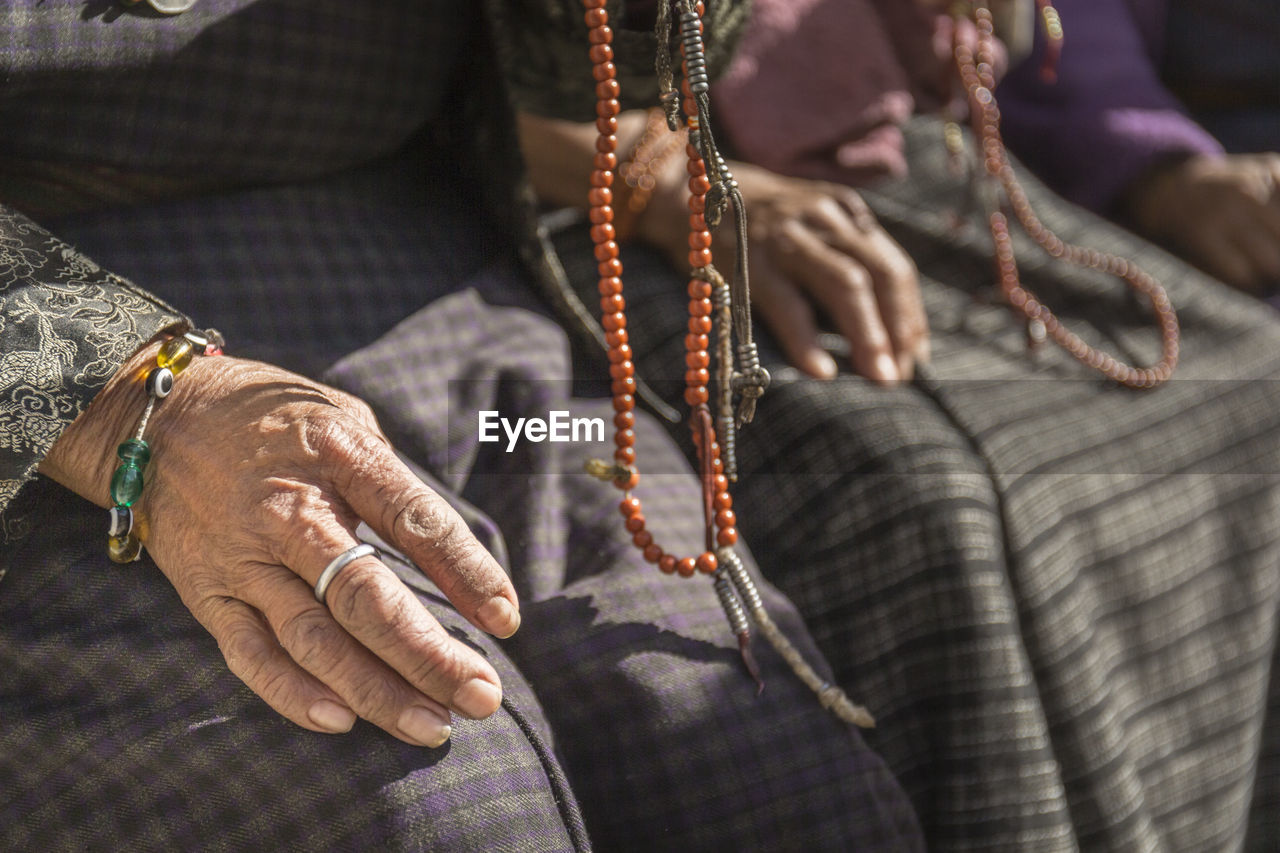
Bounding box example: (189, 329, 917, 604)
(46, 151, 500, 378)
(557, 115, 1280, 852)
(1, 480, 589, 853)
(8, 1, 1277, 850)
(0, 0, 466, 207)
(2, 153, 924, 851)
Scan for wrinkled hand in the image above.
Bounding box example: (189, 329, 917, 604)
(642, 161, 928, 383)
(41, 341, 520, 747)
(1126, 153, 1280, 292)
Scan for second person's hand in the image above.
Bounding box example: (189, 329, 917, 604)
(642, 159, 929, 383)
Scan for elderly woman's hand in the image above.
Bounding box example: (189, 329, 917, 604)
(642, 159, 929, 383)
(1125, 153, 1280, 293)
(40, 340, 520, 748)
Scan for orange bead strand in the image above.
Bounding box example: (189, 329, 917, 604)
(583, 0, 731, 576)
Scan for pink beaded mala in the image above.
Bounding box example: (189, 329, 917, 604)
(952, 1, 1180, 389)
(580, 0, 874, 727)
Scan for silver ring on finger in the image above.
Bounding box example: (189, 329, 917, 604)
(315, 543, 377, 605)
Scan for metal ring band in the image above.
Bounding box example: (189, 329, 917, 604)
(314, 543, 376, 605)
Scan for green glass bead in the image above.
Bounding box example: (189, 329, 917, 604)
(110, 463, 145, 507)
(157, 336, 195, 375)
(116, 438, 151, 466)
(108, 533, 143, 564)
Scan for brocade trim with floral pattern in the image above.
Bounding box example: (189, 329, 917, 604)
(0, 203, 186, 548)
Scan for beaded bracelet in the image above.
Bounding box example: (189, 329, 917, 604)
(107, 329, 224, 563)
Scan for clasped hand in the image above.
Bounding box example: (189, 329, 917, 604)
(641, 159, 929, 383)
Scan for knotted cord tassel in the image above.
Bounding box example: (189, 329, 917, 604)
(731, 341, 768, 427)
(674, 0, 769, 428)
(719, 548, 876, 728)
(713, 569, 761, 691)
(654, 0, 683, 129)
(719, 162, 769, 427)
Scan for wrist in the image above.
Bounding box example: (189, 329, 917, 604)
(40, 337, 166, 506)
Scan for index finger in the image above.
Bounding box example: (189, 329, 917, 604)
(334, 428, 521, 640)
(801, 193, 930, 378)
(771, 218, 900, 384)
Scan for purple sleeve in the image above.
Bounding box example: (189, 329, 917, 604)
(996, 0, 1223, 213)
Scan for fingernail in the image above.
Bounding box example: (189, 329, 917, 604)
(308, 699, 356, 733)
(397, 706, 452, 748)
(477, 595, 520, 638)
(810, 350, 838, 379)
(914, 338, 932, 365)
(874, 352, 900, 385)
(453, 678, 502, 719)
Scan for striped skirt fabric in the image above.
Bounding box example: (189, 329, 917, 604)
(557, 116, 1280, 852)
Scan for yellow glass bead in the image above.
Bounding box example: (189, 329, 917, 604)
(157, 336, 195, 375)
(108, 533, 143, 564)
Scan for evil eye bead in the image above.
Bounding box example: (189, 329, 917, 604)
(146, 367, 175, 399)
(107, 505, 134, 538)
